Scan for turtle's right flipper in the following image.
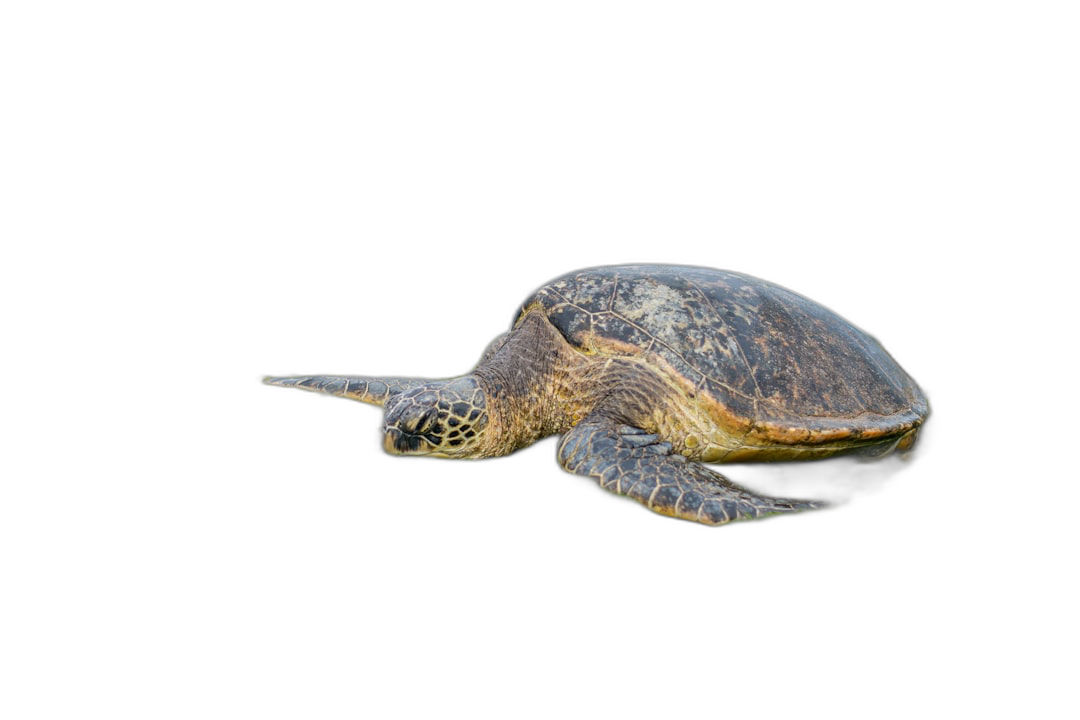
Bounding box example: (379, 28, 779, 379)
(557, 419, 825, 525)
(262, 375, 427, 406)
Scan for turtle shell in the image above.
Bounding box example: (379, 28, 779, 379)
(520, 264, 927, 445)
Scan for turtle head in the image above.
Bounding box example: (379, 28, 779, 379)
(382, 377, 489, 458)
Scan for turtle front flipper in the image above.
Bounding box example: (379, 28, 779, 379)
(557, 420, 825, 525)
(262, 375, 427, 406)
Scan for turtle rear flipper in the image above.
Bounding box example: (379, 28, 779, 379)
(557, 420, 825, 525)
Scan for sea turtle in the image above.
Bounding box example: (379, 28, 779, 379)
(265, 265, 928, 525)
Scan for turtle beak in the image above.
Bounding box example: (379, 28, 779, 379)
(383, 427, 433, 456)
(383, 430, 400, 455)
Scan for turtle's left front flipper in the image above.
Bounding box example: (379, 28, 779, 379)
(262, 375, 426, 406)
(557, 419, 825, 525)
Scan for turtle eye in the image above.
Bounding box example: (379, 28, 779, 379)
(413, 407, 438, 435)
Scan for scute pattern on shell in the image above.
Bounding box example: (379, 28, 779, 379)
(520, 264, 927, 441)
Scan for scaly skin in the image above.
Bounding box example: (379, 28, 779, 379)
(558, 422, 824, 524)
(262, 375, 426, 406)
(264, 265, 928, 526)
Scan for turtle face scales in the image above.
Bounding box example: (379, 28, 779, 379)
(382, 377, 489, 458)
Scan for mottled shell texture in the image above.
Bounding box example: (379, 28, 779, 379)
(521, 265, 926, 445)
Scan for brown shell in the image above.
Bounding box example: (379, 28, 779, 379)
(521, 264, 928, 445)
